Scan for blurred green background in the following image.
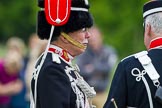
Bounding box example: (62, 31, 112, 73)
(0, 0, 148, 59)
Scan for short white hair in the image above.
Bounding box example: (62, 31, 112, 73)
(145, 12, 162, 36)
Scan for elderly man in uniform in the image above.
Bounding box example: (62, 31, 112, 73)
(104, 0, 162, 108)
(30, 0, 96, 108)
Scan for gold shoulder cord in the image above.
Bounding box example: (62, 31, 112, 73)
(61, 32, 86, 49)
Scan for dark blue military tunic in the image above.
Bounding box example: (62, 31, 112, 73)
(104, 48, 162, 108)
(31, 45, 90, 108)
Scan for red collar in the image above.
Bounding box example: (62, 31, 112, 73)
(48, 45, 73, 62)
(149, 37, 162, 49)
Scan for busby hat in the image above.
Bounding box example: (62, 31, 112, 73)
(143, 0, 162, 18)
(37, 0, 93, 41)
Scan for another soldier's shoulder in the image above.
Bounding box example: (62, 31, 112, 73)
(121, 51, 147, 62)
(121, 54, 134, 62)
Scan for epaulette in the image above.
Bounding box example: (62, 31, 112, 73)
(51, 53, 61, 64)
(134, 51, 148, 59)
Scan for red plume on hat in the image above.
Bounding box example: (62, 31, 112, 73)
(45, 0, 71, 26)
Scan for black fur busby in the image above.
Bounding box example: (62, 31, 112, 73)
(143, 0, 162, 18)
(37, 0, 93, 41)
(38, 0, 44, 8)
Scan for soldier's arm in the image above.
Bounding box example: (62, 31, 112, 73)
(104, 62, 127, 108)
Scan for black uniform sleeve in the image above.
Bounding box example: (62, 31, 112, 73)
(37, 63, 71, 108)
(104, 61, 127, 108)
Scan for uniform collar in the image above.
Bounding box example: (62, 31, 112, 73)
(48, 44, 74, 62)
(149, 37, 162, 50)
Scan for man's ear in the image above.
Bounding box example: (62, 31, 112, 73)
(144, 23, 151, 37)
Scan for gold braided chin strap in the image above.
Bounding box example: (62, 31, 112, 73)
(61, 32, 87, 49)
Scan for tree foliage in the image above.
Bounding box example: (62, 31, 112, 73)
(0, 0, 148, 59)
(0, 0, 37, 42)
(90, 0, 148, 58)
